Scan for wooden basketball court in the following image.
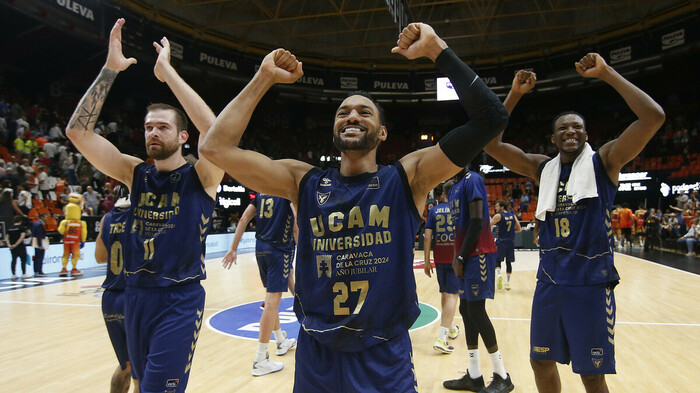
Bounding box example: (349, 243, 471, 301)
(1, 250, 698, 392)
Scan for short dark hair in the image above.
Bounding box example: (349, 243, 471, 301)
(551, 111, 585, 133)
(146, 103, 188, 133)
(345, 91, 386, 125)
(13, 215, 23, 224)
(496, 199, 510, 210)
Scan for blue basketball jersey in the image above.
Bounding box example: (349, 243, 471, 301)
(425, 202, 455, 264)
(101, 207, 131, 291)
(255, 193, 295, 247)
(448, 171, 497, 257)
(295, 163, 422, 351)
(537, 152, 619, 285)
(495, 211, 517, 242)
(126, 163, 215, 287)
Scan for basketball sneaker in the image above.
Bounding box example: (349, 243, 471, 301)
(479, 373, 514, 393)
(497, 275, 503, 290)
(252, 352, 283, 376)
(276, 331, 297, 356)
(433, 338, 455, 354)
(70, 268, 83, 276)
(504, 282, 511, 291)
(35, 273, 47, 277)
(444, 370, 485, 391)
(59, 268, 68, 277)
(21, 273, 32, 279)
(11, 275, 18, 281)
(448, 325, 460, 340)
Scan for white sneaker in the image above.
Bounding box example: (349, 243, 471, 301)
(21, 273, 32, 279)
(276, 332, 297, 356)
(11, 275, 18, 281)
(252, 352, 283, 376)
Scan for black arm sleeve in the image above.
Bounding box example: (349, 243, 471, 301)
(435, 48, 509, 167)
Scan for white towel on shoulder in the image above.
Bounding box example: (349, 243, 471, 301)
(535, 143, 598, 221)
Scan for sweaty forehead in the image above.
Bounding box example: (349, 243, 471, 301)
(555, 114, 584, 128)
(144, 109, 176, 125)
(338, 95, 377, 112)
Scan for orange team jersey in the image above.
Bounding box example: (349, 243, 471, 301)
(63, 221, 83, 244)
(635, 209, 646, 228)
(611, 209, 620, 229)
(619, 208, 634, 229)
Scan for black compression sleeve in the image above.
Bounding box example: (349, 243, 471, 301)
(435, 48, 508, 167)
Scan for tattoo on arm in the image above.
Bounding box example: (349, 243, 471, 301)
(69, 68, 118, 132)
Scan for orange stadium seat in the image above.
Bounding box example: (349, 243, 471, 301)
(45, 216, 59, 232)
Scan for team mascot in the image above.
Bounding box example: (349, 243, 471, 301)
(58, 192, 87, 277)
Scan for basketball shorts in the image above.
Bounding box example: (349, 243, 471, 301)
(435, 263, 459, 294)
(256, 240, 294, 293)
(496, 239, 515, 263)
(102, 289, 128, 370)
(530, 281, 616, 375)
(124, 282, 205, 393)
(294, 328, 418, 393)
(458, 253, 496, 301)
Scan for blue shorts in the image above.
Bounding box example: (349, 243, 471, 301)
(530, 281, 616, 375)
(102, 289, 128, 370)
(496, 239, 515, 263)
(256, 240, 294, 293)
(294, 328, 417, 393)
(124, 282, 206, 393)
(459, 253, 496, 301)
(435, 263, 459, 294)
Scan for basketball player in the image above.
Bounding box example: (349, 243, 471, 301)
(491, 200, 522, 290)
(222, 193, 298, 376)
(618, 203, 635, 249)
(635, 204, 647, 248)
(200, 22, 509, 392)
(484, 56, 665, 393)
(95, 185, 138, 393)
(611, 205, 621, 247)
(424, 181, 460, 354)
(66, 19, 224, 392)
(444, 169, 514, 392)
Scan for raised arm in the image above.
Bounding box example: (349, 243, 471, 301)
(152, 37, 224, 198)
(489, 213, 502, 227)
(65, 19, 142, 188)
(200, 50, 311, 204)
(484, 70, 549, 181)
(392, 23, 509, 210)
(95, 215, 107, 264)
(577, 53, 665, 182)
(222, 203, 257, 270)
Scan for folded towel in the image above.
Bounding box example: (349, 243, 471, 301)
(535, 143, 597, 221)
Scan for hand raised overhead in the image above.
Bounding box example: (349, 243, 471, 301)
(391, 23, 447, 62)
(153, 36, 173, 83)
(511, 70, 537, 94)
(104, 18, 137, 72)
(575, 53, 609, 78)
(258, 48, 304, 84)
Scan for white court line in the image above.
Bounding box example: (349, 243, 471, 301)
(1, 299, 697, 327)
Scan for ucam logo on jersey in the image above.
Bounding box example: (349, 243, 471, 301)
(207, 298, 440, 341)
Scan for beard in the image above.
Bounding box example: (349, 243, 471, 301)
(332, 129, 380, 151)
(146, 140, 180, 160)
